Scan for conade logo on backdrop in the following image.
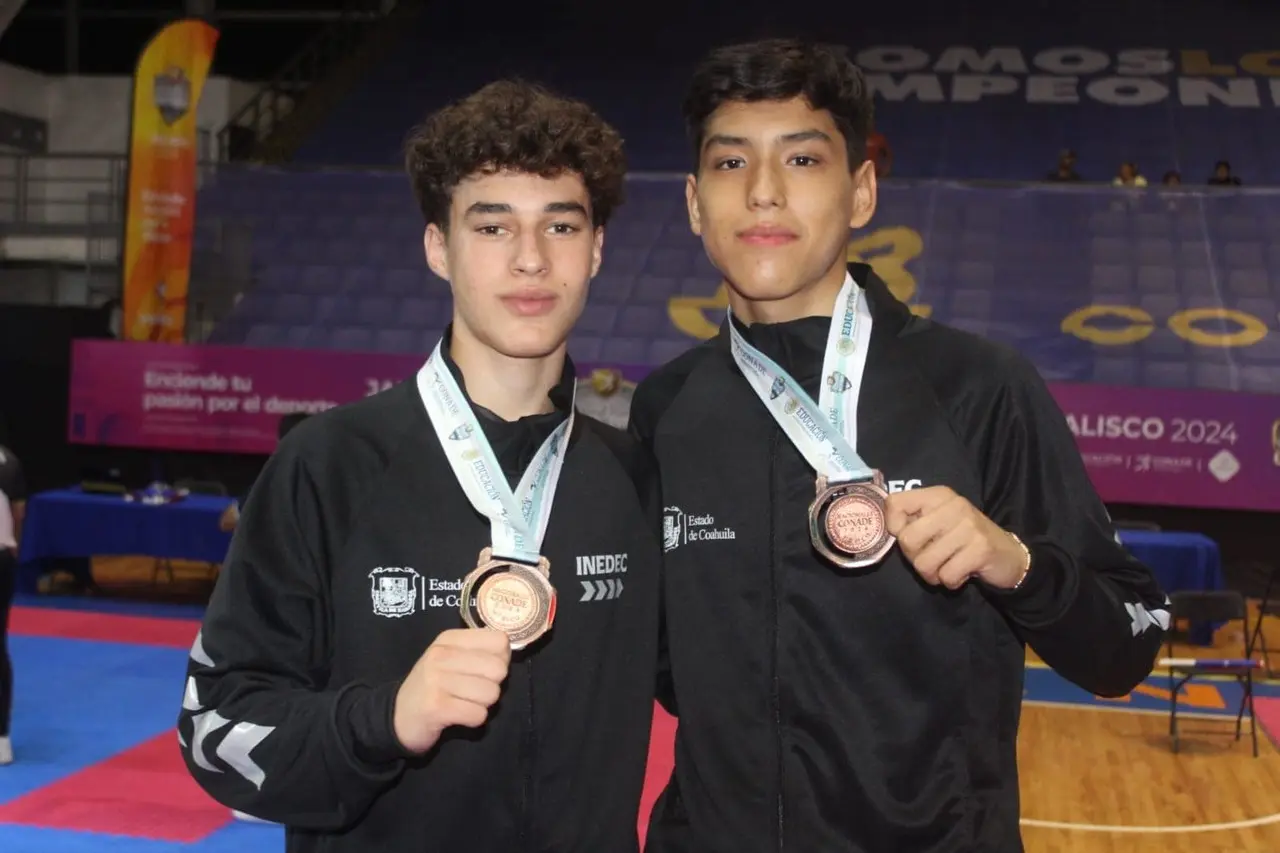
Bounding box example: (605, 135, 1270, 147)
(666, 227, 1274, 349)
(854, 46, 1280, 107)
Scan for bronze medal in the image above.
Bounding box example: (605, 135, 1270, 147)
(808, 473, 895, 570)
(460, 547, 557, 651)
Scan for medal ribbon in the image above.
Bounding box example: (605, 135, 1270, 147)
(417, 339, 575, 565)
(727, 272, 875, 484)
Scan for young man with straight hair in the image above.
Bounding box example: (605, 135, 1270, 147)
(630, 38, 1170, 853)
(180, 79, 662, 852)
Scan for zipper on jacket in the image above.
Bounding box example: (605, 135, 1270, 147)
(768, 429, 785, 853)
(519, 658, 536, 850)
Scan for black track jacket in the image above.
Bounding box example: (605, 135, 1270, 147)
(178, 349, 661, 853)
(630, 264, 1169, 853)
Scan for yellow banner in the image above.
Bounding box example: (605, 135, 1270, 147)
(121, 19, 219, 342)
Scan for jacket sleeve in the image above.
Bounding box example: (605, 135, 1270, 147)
(177, 436, 412, 829)
(627, 389, 677, 716)
(977, 357, 1170, 698)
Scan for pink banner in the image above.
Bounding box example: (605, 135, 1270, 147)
(67, 340, 1280, 512)
(1052, 381, 1280, 512)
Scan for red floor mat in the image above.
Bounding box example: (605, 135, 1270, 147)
(1254, 696, 1280, 750)
(639, 705, 677, 845)
(0, 731, 232, 842)
(11, 606, 200, 648)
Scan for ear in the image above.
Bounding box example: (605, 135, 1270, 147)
(424, 223, 450, 281)
(848, 158, 878, 230)
(685, 173, 702, 237)
(590, 226, 604, 279)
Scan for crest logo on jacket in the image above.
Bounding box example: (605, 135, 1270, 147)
(663, 506, 737, 552)
(370, 566, 423, 618)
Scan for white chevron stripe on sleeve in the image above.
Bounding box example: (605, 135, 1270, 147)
(217, 722, 276, 790)
(190, 630, 215, 667)
(191, 709, 231, 774)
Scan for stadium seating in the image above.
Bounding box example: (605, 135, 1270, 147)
(198, 167, 1280, 394)
(290, 0, 1280, 184)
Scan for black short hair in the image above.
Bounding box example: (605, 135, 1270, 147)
(404, 79, 627, 231)
(682, 38, 874, 172)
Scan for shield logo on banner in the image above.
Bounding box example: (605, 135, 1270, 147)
(153, 67, 192, 126)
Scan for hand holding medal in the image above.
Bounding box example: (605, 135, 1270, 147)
(417, 340, 573, 650)
(884, 485, 1032, 590)
(392, 627, 512, 754)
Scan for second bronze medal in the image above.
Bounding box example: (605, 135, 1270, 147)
(808, 473, 895, 570)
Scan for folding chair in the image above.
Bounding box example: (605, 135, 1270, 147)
(1162, 590, 1261, 757)
(1245, 562, 1280, 678)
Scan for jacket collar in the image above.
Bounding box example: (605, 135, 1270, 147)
(713, 262, 917, 381)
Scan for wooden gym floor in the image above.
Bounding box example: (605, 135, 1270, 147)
(38, 558, 1280, 852)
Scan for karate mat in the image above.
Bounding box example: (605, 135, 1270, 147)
(0, 597, 1269, 852)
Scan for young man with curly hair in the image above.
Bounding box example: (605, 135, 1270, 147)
(179, 80, 662, 853)
(630, 38, 1168, 853)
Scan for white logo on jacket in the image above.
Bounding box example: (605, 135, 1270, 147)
(660, 481, 922, 554)
(370, 566, 422, 618)
(662, 507, 737, 553)
(577, 552, 628, 602)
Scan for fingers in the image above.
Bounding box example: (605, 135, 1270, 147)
(434, 628, 513, 662)
(440, 672, 504, 709)
(435, 694, 491, 729)
(428, 644, 510, 683)
(935, 540, 986, 590)
(892, 493, 966, 555)
(884, 486, 957, 535)
(905, 521, 971, 586)
(889, 489, 988, 591)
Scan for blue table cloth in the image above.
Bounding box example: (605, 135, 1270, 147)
(16, 488, 235, 594)
(1119, 529, 1224, 645)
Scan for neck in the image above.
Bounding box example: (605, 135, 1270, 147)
(449, 326, 565, 421)
(726, 262, 847, 326)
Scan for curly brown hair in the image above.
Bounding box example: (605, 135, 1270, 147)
(404, 79, 628, 230)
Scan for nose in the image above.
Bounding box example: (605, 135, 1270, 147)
(512, 229, 549, 276)
(747, 162, 785, 211)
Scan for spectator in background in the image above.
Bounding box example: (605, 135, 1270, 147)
(1046, 149, 1081, 182)
(1162, 170, 1182, 186)
(0, 443, 25, 766)
(219, 413, 311, 532)
(1209, 160, 1242, 186)
(866, 130, 892, 178)
(1113, 161, 1148, 188)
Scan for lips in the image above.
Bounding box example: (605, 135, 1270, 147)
(501, 292, 559, 317)
(738, 224, 798, 246)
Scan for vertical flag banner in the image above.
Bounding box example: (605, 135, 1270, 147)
(121, 19, 219, 342)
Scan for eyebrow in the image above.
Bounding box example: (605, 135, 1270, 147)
(463, 201, 589, 217)
(703, 129, 834, 151)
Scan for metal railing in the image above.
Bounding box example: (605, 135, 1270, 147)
(0, 151, 242, 337)
(217, 1, 406, 163)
